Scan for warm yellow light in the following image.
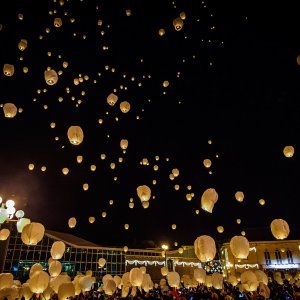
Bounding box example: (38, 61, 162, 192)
(162, 244, 168, 250)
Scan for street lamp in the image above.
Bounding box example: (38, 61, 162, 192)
(162, 244, 169, 269)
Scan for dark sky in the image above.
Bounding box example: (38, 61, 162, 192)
(0, 0, 299, 248)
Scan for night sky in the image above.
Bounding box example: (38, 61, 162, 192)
(0, 0, 299, 248)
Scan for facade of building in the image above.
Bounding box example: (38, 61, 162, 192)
(0, 225, 200, 282)
(220, 240, 300, 277)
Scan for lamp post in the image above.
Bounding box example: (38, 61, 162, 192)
(162, 244, 169, 270)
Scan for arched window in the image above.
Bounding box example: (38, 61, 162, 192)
(275, 249, 282, 264)
(286, 250, 293, 264)
(264, 250, 271, 265)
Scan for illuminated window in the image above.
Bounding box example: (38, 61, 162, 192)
(275, 249, 282, 264)
(264, 250, 271, 265)
(286, 250, 293, 264)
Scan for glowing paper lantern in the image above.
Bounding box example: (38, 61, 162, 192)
(51, 241, 66, 259)
(28, 164, 35, 171)
(241, 271, 258, 292)
(140, 267, 146, 275)
(0, 229, 10, 240)
(158, 29, 165, 36)
(29, 263, 43, 278)
(203, 159, 212, 168)
(77, 155, 83, 163)
(201, 188, 218, 213)
(217, 226, 224, 233)
(270, 219, 290, 240)
(120, 101, 130, 113)
(44, 69, 58, 85)
(98, 258, 106, 268)
(22, 283, 33, 300)
(137, 185, 151, 202)
(123, 246, 128, 252)
(283, 146, 294, 158)
(212, 273, 223, 289)
(3, 103, 17, 118)
(104, 279, 116, 295)
(178, 247, 184, 254)
(18, 39, 28, 51)
(120, 139, 128, 150)
(113, 276, 122, 289)
(21, 222, 45, 245)
(28, 271, 50, 294)
(173, 18, 184, 31)
(230, 236, 249, 259)
(107, 93, 118, 106)
(67, 126, 84, 145)
(274, 272, 283, 285)
(167, 272, 180, 288)
(172, 224, 177, 230)
(236, 219, 241, 224)
(0, 273, 13, 289)
(228, 275, 238, 286)
(83, 183, 89, 191)
(49, 260, 62, 277)
(58, 282, 75, 300)
(89, 217, 95, 224)
(62, 168, 69, 175)
(180, 12, 186, 20)
(102, 211, 107, 218)
(142, 274, 153, 292)
(142, 201, 149, 209)
(161, 266, 168, 276)
(235, 191, 244, 202)
(254, 270, 268, 285)
(68, 217, 76, 228)
(124, 224, 129, 230)
(51, 275, 71, 294)
(78, 276, 93, 292)
(129, 268, 143, 287)
(54, 18, 62, 27)
(194, 235, 216, 262)
(259, 199, 265, 205)
(3, 64, 14, 76)
(194, 268, 206, 284)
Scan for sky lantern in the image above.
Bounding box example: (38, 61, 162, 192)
(172, 168, 179, 177)
(44, 69, 58, 85)
(241, 271, 258, 292)
(58, 282, 75, 300)
(21, 222, 45, 245)
(78, 276, 93, 292)
(18, 39, 28, 51)
(22, 283, 34, 300)
(167, 272, 180, 288)
(120, 139, 128, 150)
(270, 219, 290, 239)
(67, 126, 84, 145)
(129, 268, 143, 287)
(129, 202, 134, 208)
(62, 168, 69, 175)
(235, 191, 244, 202)
(203, 159, 212, 168)
(179, 11, 186, 20)
(236, 218, 241, 224)
(49, 260, 62, 277)
(172, 224, 176, 230)
(230, 236, 250, 259)
(194, 268, 206, 284)
(163, 80, 169, 87)
(259, 199, 265, 205)
(3, 103, 17, 118)
(217, 226, 224, 233)
(88, 217, 95, 224)
(83, 183, 89, 191)
(137, 185, 151, 201)
(161, 266, 168, 276)
(90, 165, 96, 171)
(123, 246, 128, 252)
(107, 93, 118, 106)
(102, 211, 107, 218)
(28, 271, 50, 294)
(51, 241, 66, 259)
(142, 201, 149, 209)
(120, 101, 130, 113)
(212, 273, 223, 290)
(104, 279, 116, 296)
(54, 17, 62, 27)
(124, 224, 129, 230)
(28, 164, 35, 171)
(228, 275, 238, 286)
(194, 235, 216, 262)
(76, 156, 83, 163)
(283, 146, 294, 158)
(201, 188, 218, 213)
(17, 218, 31, 233)
(98, 258, 106, 268)
(158, 28, 165, 36)
(254, 270, 268, 285)
(0, 228, 10, 240)
(173, 17, 184, 31)
(3, 64, 14, 76)
(66, 217, 77, 230)
(125, 9, 132, 16)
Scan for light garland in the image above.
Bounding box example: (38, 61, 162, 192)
(125, 260, 201, 267)
(235, 264, 259, 269)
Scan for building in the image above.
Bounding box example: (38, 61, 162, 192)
(0, 224, 200, 282)
(220, 240, 300, 277)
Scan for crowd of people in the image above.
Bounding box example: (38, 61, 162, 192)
(65, 280, 300, 300)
